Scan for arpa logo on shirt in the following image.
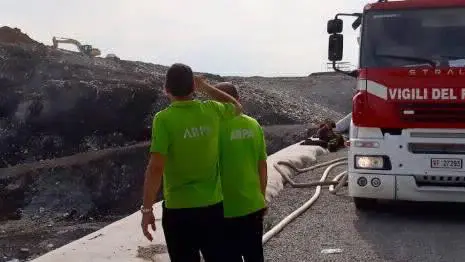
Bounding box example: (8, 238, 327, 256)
(230, 128, 254, 140)
(183, 126, 212, 139)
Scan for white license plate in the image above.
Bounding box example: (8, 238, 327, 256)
(431, 158, 463, 169)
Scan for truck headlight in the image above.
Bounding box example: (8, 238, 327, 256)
(354, 155, 391, 170)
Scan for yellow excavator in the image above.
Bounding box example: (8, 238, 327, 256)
(52, 36, 101, 57)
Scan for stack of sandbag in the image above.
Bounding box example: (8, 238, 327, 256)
(265, 143, 328, 202)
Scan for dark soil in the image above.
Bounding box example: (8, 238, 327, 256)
(0, 27, 37, 45)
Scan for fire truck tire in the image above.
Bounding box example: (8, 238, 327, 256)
(353, 197, 377, 211)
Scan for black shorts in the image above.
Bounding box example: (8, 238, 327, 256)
(162, 201, 226, 262)
(224, 209, 265, 262)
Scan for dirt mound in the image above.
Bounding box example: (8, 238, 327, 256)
(0, 29, 354, 168)
(0, 27, 37, 44)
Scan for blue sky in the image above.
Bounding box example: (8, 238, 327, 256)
(2, 0, 367, 76)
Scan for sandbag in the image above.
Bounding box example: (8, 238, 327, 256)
(265, 142, 328, 202)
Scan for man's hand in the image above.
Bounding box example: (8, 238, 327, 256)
(141, 212, 156, 241)
(193, 75, 243, 114)
(194, 75, 207, 91)
(262, 205, 269, 217)
(141, 153, 165, 241)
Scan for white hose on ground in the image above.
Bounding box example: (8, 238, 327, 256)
(262, 157, 348, 244)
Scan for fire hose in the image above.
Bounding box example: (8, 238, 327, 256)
(262, 156, 349, 244)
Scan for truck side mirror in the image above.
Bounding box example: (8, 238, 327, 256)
(328, 34, 343, 61)
(352, 16, 362, 30)
(327, 19, 343, 34)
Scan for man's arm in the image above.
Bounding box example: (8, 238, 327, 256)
(258, 160, 268, 196)
(141, 113, 169, 241)
(195, 76, 243, 115)
(257, 124, 268, 197)
(142, 153, 165, 209)
(141, 153, 165, 241)
(143, 114, 169, 208)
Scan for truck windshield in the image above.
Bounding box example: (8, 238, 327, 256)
(360, 8, 465, 68)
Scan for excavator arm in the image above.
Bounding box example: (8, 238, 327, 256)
(52, 36, 101, 57)
(52, 37, 82, 48)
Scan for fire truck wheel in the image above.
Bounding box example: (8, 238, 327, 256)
(353, 197, 377, 211)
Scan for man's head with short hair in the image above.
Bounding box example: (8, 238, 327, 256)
(214, 82, 239, 100)
(324, 118, 336, 129)
(164, 63, 194, 98)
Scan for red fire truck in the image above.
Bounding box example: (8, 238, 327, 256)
(327, 0, 465, 210)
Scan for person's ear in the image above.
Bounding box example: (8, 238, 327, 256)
(189, 83, 196, 95)
(164, 88, 174, 100)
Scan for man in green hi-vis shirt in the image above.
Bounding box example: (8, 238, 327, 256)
(140, 63, 242, 262)
(216, 82, 268, 262)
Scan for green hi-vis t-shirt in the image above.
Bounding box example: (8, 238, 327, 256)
(150, 100, 237, 209)
(219, 114, 267, 218)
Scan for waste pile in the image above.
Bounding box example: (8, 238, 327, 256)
(0, 27, 353, 168)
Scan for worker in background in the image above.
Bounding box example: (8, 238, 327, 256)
(216, 82, 268, 262)
(140, 63, 242, 262)
(305, 119, 344, 152)
(315, 119, 336, 142)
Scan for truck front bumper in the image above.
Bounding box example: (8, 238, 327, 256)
(349, 173, 465, 203)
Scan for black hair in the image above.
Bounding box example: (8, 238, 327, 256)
(165, 63, 194, 97)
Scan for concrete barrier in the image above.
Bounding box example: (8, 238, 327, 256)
(31, 142, 328, 262)
(31, 201, 170, 262)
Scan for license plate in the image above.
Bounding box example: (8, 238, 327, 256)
(431, 158, 463, 169)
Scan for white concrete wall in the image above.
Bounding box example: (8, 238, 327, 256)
(31, 142, 328, 262)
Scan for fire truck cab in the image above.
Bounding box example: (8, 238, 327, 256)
(327, 0, 465, 210)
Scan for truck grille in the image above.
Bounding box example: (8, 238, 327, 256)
(408, 143, 465, 154)
(400, 103, 465, 122)
(415, 175, 465, 187)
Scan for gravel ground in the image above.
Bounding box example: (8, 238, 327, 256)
(0, 218, 120, 262)
(226, 74, 354, 125)
(263, 148, 465, 262)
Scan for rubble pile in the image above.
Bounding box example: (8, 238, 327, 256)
(0, 27, 37, 44)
